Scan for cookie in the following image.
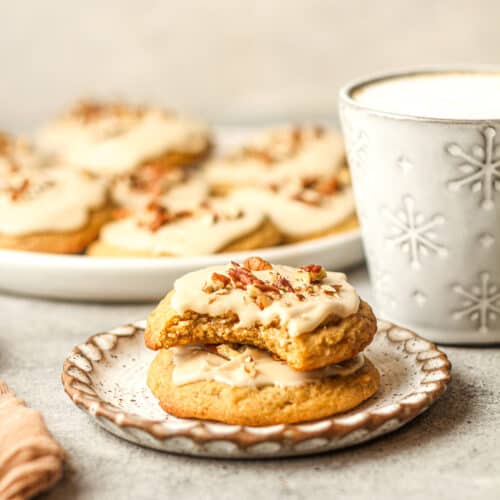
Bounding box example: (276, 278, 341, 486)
(0, 166, 110, 253)
(36, 100, 211, 176)
(205, 125, 345, 192)
(112, 163, 209, 212)
(0, 132, 42, 174)
(227, 169, 358, 242)
(147, 346, 380, 426)
(87, 200, 281, 257)
(145, 258, 377, 370)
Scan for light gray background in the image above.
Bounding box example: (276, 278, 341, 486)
(3, 0, 500, 131)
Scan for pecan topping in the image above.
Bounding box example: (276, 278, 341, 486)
(202, 272, 232, 293)
(137, 202, 191, 232)
(215, 344, 241, 360)
(243, 256, 272, 271)
(255, 294, 273, 310)
(297, 264, 327, 283)
(71, 100, 144, 123)
(112, 208, 131, 220)
(228, 263, 278, 293)
(274, 276, 295, 293)
(7, 178, 30, 201)
(315, 177, 338, 195)
(243, 355, 257, 377)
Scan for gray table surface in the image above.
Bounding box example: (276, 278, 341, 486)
(1, 266, 499, 500)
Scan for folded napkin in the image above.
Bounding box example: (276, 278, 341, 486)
(0, 382, 65, 500)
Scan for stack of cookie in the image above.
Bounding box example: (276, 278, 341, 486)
(145, 257, 380, 425)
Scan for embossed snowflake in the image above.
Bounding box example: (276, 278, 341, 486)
(383, 196, 447, 268)
(447, 126, 500, 210)
(452, 272, 500, 333)
(369, 261, 396, 310)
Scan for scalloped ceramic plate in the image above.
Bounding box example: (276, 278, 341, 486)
(62, 319, 451, 458)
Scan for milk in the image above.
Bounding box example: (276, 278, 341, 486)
(353, 72, 500, 119)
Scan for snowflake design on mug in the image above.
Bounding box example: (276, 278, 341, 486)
(446, 126, 500, 210)
(383, 196, 447, 269)
(452, 272, 500, 333)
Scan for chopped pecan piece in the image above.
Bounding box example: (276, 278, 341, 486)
(8, 178, 30, 201)
(202, 272, 231, 293)
(138, 202, 191, 231)
(315, 177, 338, 195)
(255, 294, 273, 310)
(243, 256, 272, 271)
(228, 263, 279, 293)
(211, 272, 231, 288)
(243, 355, 257, 377)
(274, 276, 295, 293)
(112, 208, 131, 220)
(297, 264, 327, 283)
(215, 344, 241, 360)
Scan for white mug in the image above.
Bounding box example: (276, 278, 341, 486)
(340, 68, 500, 344)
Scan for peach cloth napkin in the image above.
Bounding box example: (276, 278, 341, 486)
(0, 381, 65, 499)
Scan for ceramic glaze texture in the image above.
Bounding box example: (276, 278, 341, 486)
(340, 71, 500, 344)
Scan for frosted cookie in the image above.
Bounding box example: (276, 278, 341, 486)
(0, 166, 109, 253)
(228, 171, 358, 242)
(87, 200, 281, 257)
(146, 258, 376, 370)
(147, 346, 380, 425)
(204, 125, 345, 193)
(111, 162, 209, 212)
(36, 100, 211, 176)
(0, 131, 42, 175)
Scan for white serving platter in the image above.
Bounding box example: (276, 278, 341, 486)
(0, 229, 363, 302)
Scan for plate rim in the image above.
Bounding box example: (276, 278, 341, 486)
(61, 319, 451, 450)
(0, 228, 361, 269)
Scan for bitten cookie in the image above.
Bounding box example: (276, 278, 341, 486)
(145, 258, 377, 370)
(147, 346, 380, 426)
(204, 125, 345, 193)
(0, 163, 110, 254)
(87, 200, 281, 257)
(36, 100, 211, 176)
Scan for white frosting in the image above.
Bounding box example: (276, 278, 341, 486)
(99, 199, 265, 256)
(228, 184, 355, 238)
(36, 104, 209, 175)
(353, 72, 500, 119)
(0, 167, 107, 235)
(171, 345, 365, 388)
(204, 125, 345, 187)
(171, 263, 360, 336)
(0, 134, 42, 175)
(112, 168, 209, 211)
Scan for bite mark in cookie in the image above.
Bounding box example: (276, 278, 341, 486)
(145, 258, 377, 370)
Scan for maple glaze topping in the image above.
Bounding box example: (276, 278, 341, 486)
(112, 164, 208, 211)
(171, 344, 365, 388)
(99, 198, 265, 256)
(36, 100, 210, 175)
(227, 173, 355, 238)
(171, 259, 360, 336)
(204, 125, 345, 187)
(0, 167, 107, 235)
